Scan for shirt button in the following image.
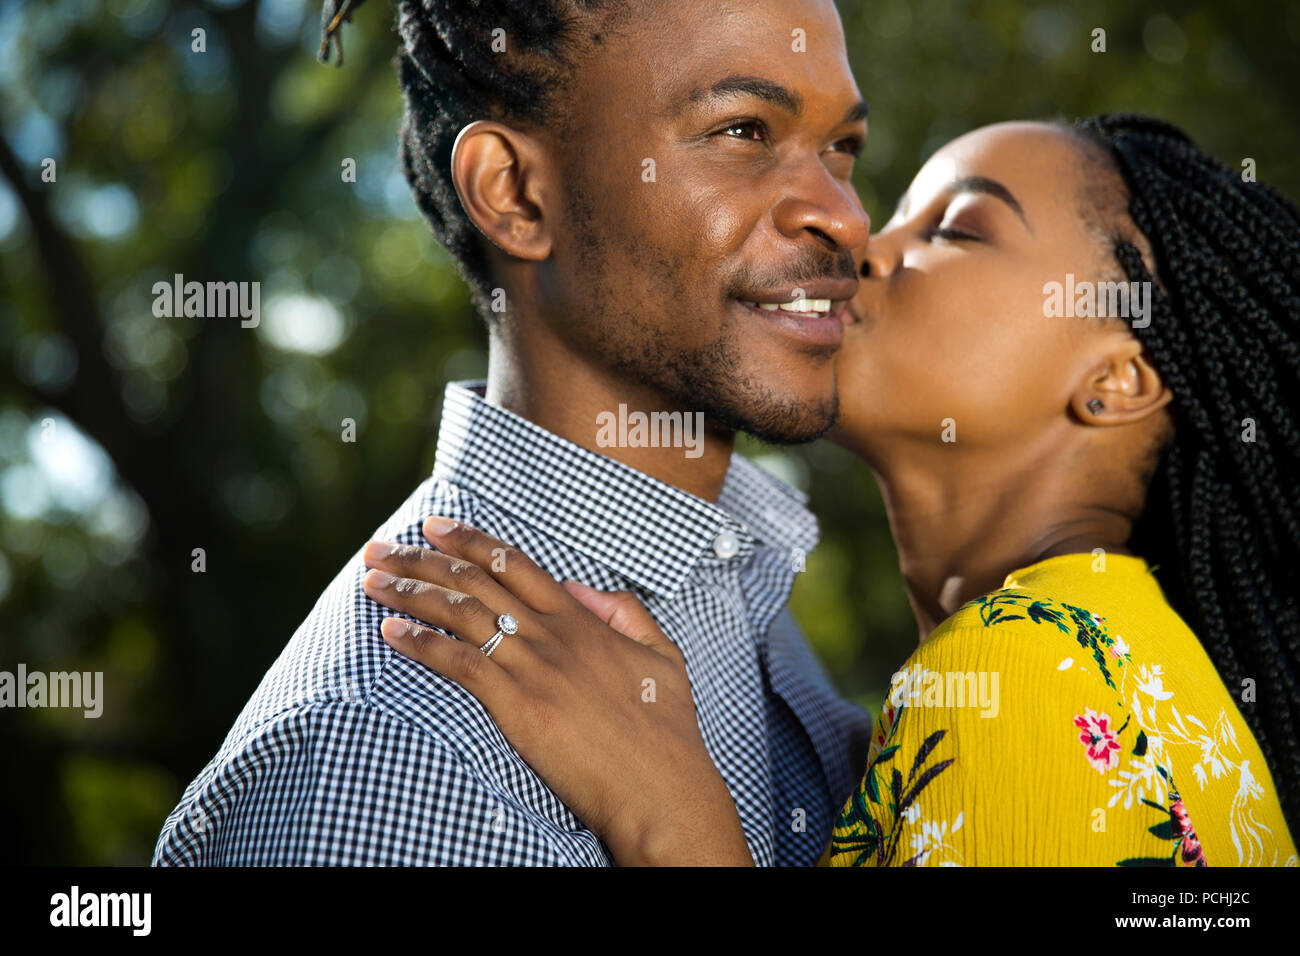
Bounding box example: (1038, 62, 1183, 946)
(712, 528, 740, 559)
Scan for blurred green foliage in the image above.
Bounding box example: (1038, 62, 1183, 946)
(1, 0, 1296, 864)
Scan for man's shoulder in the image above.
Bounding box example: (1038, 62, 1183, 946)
(221, 475, 465, 743)
(153, 693, 602, 865)
(154, 477, 608, 864)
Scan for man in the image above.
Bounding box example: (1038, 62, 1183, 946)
(153, 0, 872, 866)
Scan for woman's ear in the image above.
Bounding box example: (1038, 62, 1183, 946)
(449, 120, 554, 262)
(1070, 335, 1172, 426)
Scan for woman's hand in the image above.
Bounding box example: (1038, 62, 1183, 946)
(360, 516, 753, 866)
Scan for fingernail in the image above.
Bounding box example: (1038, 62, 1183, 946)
(381, 618, 412, 640)
(425, 516, 457, 536)
(366, 569, 396, 588)
(363, 540, 399, 564)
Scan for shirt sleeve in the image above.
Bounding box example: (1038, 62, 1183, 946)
(152, 700, 600, 866)
(827, 623, 1201, 866)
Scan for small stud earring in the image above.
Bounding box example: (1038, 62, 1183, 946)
(1087, 398, 1106, 415)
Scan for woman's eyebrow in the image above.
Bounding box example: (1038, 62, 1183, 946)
(890, 176, 1034, 234)
(944, 176, 1033, 233)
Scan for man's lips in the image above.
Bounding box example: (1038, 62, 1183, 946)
(734, 299, 850, 347)
(736, 277, 858, 307)
(731, 277, 857, 347)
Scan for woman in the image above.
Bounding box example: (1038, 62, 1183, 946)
(361, 115, 1300, 865)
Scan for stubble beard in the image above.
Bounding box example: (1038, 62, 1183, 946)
(564, 184, 840, 447)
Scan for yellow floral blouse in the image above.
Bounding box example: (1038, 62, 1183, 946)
(827, 552, 1297, 867)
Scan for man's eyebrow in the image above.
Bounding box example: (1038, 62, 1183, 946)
(842, 101, 870, 125)
(945, 176, 1032, 232)
(687, 75, 802, 114)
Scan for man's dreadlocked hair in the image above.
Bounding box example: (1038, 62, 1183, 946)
(1066, 113, 1300, 835)
(319, 0, 623, 316)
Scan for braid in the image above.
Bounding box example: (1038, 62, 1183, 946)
(319, 0, 624, 316)
(1070, 114, 1300, 835)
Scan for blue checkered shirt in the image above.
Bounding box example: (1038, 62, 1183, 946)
(152, 381, 870, 866)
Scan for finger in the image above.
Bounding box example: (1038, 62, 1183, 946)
(363, 540, 524, 624)
(422, 517, 570, 614)
(363, 569, 510, 649)
(380, 617, 508, 698)
(562, 580, 684, 664)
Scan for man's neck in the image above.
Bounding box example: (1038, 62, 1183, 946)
(482, 339, 736, 502)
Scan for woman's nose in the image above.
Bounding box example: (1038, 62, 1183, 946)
(858, 233, 900, 279)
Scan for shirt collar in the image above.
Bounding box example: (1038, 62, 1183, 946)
(432, 380, 819, 597)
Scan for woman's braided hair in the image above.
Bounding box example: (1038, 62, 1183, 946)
(319, 0, 621, 314)
(1069, 113, 1300, 834)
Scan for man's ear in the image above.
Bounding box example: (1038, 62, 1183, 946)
(450, 120, 553, 262)
(1070, 334, 1172, 426)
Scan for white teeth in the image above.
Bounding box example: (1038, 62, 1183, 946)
(784, 298, 832, 312)
(742, 298, 833, 313)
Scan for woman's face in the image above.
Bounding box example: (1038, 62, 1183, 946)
(834, 121, 1134, 464)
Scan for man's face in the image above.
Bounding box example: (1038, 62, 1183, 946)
(537, 0, 870, 444)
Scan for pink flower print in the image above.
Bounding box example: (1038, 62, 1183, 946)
(1074, 708, 1122, 773)
(1170, 799, 1208, 866)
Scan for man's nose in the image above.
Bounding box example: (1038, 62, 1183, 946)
(771, 172, 871, 252)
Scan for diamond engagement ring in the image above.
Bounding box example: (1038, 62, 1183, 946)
(481, 613, 519, 658)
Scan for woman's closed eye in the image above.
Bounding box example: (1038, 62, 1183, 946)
(927, 221, 982, 243)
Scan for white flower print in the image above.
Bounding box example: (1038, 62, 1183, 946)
(1135, 664, 1174, 702)
(907, 811, 964, 867)
(1107, 752, 1168, 810)
(1228, 760, 1278, 867)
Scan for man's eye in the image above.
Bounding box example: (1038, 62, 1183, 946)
(719, 121, 765, 142)
(830, 136, 865, 157)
